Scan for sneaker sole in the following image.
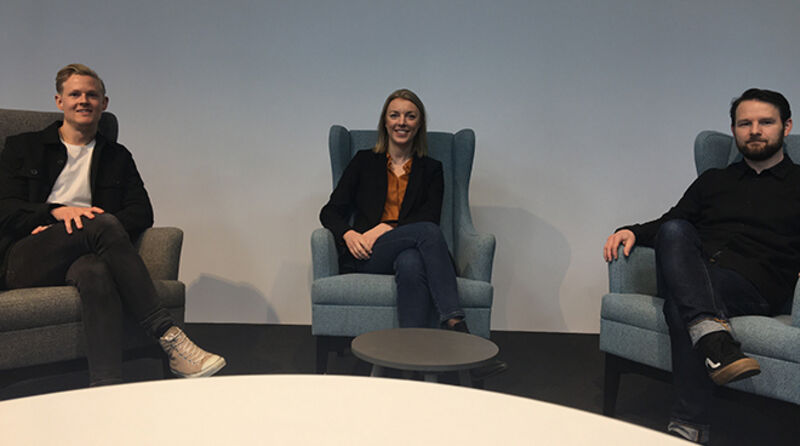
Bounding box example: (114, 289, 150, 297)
(172, 357, 227, 379)
(709, 357, 760, 385)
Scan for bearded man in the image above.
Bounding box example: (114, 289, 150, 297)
(603, 88, 795, 443)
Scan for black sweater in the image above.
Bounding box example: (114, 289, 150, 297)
(624, 156, 800, 312)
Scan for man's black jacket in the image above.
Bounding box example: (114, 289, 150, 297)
(0, 121, 153, 275)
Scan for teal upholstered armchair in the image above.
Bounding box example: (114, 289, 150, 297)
(310, 125, 496, 373)
(600, 131, 800, 414)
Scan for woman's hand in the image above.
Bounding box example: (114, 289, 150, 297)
(362, 223, 393, 252)
(343, 224, 394, 260)
(343, 230, 371, 260)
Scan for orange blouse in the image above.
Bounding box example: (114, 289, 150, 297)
(380, 154, 413, 226)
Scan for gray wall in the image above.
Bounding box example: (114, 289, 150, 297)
(2, 0, 798, 332)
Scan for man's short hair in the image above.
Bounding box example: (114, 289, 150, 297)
(730, 88, 791, 126)
(56, 64, 106, 96)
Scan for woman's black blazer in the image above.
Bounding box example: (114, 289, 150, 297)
(319, 149, 444, 269)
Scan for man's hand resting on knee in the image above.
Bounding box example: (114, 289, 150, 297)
(603, 229, 636, 262)
(50, 206, 105, 234)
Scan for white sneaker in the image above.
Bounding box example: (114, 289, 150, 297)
(159, 326, 226, 378)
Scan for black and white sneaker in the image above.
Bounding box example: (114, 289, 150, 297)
(696, 330, 760, 385)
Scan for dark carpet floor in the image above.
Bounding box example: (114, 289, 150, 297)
(1, 324, 797, 445)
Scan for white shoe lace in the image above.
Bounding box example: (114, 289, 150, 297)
(167, 331, 207, 365)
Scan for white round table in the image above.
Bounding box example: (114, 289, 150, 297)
(0, 375, 686, 445)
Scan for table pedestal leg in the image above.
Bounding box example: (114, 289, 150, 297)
(371, 365, 385, 377)
(459, 370, 472, 387)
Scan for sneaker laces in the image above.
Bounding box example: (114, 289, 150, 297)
(166, 332, 206, 365)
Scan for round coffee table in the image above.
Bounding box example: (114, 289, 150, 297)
(351, 327, 499, 386)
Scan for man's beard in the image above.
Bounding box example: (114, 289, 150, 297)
(736, 133, 784, 161)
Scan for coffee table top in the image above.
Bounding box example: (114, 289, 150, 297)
(351, 327, 499, 372)
(0, 375, 687, 445)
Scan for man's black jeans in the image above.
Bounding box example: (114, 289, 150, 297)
(4, 214, 175, 386)
(654, 219, 771, 429)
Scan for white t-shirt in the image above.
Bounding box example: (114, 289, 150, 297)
(46, 139, 95, 208)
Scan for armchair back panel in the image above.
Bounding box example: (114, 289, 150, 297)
(0, 108, 119, 153)
(694, 131, 800, 174)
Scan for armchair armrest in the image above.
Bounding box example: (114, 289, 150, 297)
(312, 227, 339, 280)
(134, 227, 183, 281)
(608, 245, 657, 295)
(455, 227, 496, 283)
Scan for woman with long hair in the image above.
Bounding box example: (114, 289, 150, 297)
(320, 89, 467, 331)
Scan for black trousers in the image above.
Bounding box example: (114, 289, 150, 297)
(4, 214, 175, 385)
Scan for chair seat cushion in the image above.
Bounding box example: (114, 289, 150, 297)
(0, 280, 185, 332)
(601, 293, 800, 364)
(312, 274, 492, 308)
(731, 315, 800, 363)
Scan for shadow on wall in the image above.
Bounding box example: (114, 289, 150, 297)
(473, 205, 571, 331)
(186, 274, 277, 323)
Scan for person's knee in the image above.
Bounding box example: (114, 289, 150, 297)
(412, 221, 444, 243)
(656, 219, 694, 246)
(88, 213, 124, 230)
(83, 213, 128, 241)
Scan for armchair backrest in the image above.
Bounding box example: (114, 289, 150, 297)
(0, 108, 118, 154)
(693, 130, 800, 175)
(328, 125, 477, 253)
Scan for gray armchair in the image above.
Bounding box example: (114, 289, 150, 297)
(311, 125, 496, 373)
(0, 108, 185, 390)
(600, 131, 800, 414)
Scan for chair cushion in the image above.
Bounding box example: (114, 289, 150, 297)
(601, 293, 800, 364)
(0, 280, 184, 332)
(312, 274, 492, 308)
(730, 315, 800, 363)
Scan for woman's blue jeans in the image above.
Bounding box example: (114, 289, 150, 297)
(353, 222, 465, 327)
(655, 219, 771, 429)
